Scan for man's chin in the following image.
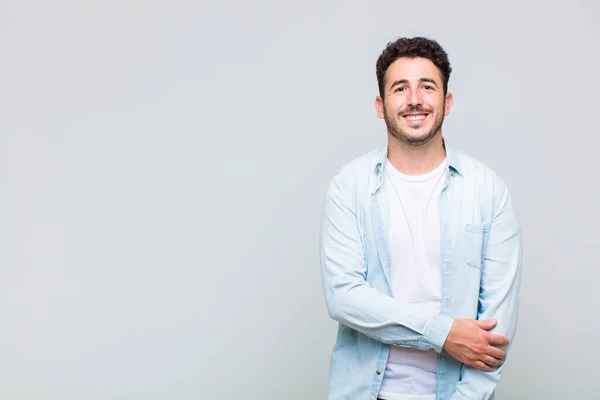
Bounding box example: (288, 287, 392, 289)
(403, 130, 439, 146)
(405, 130, 431, 141)
(387, 122, 441, 146)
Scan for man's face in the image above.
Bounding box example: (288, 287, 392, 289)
(376, 57, 453, 146)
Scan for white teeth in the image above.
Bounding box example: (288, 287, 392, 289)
(406, 115, 426, 121)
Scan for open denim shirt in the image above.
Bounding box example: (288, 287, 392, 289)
(320, 141, 522, 400)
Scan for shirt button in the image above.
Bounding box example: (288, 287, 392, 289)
(376, 369, 382, 375)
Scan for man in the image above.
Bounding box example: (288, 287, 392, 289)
(319, 37, 522, 400)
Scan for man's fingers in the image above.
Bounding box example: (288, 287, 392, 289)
(487, 333, 509, 346)
(472, 361, 494, 373)
(481, 354, 504, 368)
(486, 346, 507, 360)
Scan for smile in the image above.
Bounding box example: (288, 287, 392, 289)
(403, 114, 428, 123)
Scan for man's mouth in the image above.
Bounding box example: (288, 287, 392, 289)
(402, 113, 428, 123)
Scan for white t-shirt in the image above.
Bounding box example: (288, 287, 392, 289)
(378, 158, 448, 400)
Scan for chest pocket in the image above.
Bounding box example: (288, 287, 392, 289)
(465, 223, 490, 269)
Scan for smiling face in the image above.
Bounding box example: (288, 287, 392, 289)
(376, 57, 453, 146)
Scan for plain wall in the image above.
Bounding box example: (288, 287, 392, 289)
(0, 1, 598, 399)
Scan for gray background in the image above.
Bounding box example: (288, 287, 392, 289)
(0, 1, 598, 399)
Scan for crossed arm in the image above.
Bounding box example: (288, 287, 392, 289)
(321, 173, 522, 400)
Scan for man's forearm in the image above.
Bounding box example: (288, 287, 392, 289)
(321, 171, 453, 351)
(323, 276, 454, 351)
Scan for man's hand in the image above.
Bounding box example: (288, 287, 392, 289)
(443, 319, 509, 372)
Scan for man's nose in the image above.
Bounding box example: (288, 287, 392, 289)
(407, 88, 423, 106)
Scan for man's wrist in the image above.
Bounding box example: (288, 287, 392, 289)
(419, 314, 454, 353)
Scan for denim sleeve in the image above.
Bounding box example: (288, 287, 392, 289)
(320, 171, 454, 352)
(450, 180, 523, 400)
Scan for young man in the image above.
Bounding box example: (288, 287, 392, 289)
(320, 37, 522, 400)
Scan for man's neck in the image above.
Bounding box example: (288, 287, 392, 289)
(386, 133, 446, 176)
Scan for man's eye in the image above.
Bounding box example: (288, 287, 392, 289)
(423, 85, 432, 90)
(396, 87, 405, 92)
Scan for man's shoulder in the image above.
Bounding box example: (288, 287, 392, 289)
(324, 148, 384, 195)
(333, 147, 384, 178)
(450, 147, 510, 192)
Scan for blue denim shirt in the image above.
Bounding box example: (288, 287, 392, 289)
(320, 142, 522, 400)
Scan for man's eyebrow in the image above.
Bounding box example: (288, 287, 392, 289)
(389, 78, 439, 90)
(420, 78, 438, 86)
(389, 79, 408, 90)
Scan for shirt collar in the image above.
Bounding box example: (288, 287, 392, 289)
(373, 137, 463, 176)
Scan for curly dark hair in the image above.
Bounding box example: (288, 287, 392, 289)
(376, 37, 452, 98)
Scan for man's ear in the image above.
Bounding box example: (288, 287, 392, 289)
(444, 92, 453, 116)
(375, 96, 385, 119)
